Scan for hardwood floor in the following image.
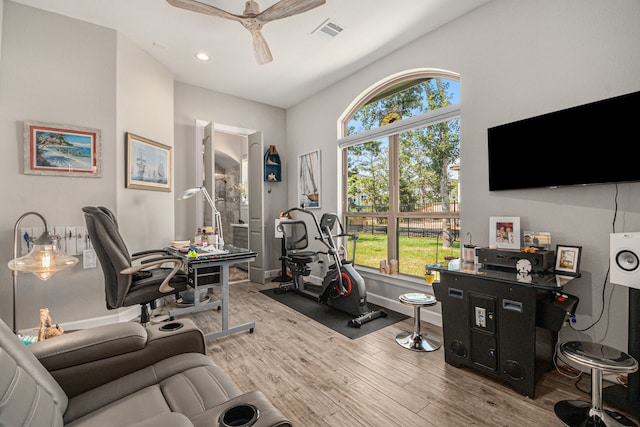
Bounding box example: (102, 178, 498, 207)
(161, 280, 635, 426)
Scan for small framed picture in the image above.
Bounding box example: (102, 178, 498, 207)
(523, 231, 552, 250)
(298, 149, 321, 209)
(554, 245, 582, 276)
(489, 216, 520, 249)
(125, 133, 172, 192)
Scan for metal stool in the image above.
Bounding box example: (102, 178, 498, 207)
(395, 293, 440, 352)
(555, 341, 639, 427)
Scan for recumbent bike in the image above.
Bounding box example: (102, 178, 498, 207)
(276, 207, 386, 327)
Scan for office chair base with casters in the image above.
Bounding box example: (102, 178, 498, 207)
(277, 208, 386, 328)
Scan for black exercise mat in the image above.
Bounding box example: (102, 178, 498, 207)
(260, 288, 408, 339)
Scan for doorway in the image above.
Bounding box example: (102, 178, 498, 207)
(195, 120, 263, 282)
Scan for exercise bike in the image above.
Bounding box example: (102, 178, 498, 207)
(276, 207, 386, 327)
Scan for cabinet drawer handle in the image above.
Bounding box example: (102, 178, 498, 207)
(448, 288, 463, 299)
(502, 299, 523, 312)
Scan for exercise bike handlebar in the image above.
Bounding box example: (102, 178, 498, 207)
(282, 207, 358, 261)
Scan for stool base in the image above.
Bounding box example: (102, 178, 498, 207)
(395, 331, 441, 352)
(554, 400, 637, 427)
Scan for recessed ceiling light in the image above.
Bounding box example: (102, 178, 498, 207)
(195, 52, 211, 61)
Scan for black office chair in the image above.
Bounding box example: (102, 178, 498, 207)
(82, 206, 189, 324)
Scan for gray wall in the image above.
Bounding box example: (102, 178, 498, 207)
(286, 0, 640, 349)
(172, 81, 287, 273)
(0, 1, 177, 330)
(0, 2, 117, 329)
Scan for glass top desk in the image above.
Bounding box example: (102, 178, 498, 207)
(166, 245, 257, 341)
(428, 262, 578, 290)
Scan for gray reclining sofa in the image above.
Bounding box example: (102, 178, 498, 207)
(0, 317, 291, 426)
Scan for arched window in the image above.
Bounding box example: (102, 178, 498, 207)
(338, 69, 461, 278)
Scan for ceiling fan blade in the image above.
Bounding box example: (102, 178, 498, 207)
(259, 0, 326, 23)
(250, 29, 273, 65)
(165, 0, 242, 22)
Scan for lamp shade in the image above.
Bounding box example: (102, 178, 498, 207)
(8, 231, 78, 281)
(179, 187, 202, 200)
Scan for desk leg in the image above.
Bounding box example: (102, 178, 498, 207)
(221, 263, 229, 331)
(204, 263, 255, 340)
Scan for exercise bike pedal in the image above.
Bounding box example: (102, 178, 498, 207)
(274, 284, 294, 295)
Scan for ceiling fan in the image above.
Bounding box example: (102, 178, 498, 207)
(166, 0, 327, 65)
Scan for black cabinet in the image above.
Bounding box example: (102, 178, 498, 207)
(432, 267, 578, 398)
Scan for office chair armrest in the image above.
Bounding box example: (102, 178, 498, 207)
(131, 248, 170, 260)
(121, 256, 185, 293)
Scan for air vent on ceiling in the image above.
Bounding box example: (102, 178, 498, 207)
(312, 19, 344, 39)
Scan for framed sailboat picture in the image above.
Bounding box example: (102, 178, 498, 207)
(125, 133, 172, 192)
(298, 149, 321, 209)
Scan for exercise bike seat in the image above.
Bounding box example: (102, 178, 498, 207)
(286, 250, 319, 264)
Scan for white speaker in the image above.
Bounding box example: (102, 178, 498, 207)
(610, 232, 640, 289)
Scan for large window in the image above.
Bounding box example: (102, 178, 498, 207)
(340, 70, 460, 278)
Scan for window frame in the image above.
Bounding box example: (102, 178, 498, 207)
(339, 69, 461, 274)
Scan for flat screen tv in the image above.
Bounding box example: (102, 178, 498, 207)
(487, 90, 640, 191)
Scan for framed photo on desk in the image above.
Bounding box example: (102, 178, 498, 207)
(489, 216, 520, 249)
(554, 245, 581, 276)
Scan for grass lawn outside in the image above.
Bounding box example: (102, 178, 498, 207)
(352, 234, 461, 278)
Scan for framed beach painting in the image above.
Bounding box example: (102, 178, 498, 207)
(298, 149, 321, 209)
(125, 133, 172, 192)
(24, 121, 101, 177)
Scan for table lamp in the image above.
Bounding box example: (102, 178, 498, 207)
(7, 212, 79, 334)
(179, 186, 224, 245)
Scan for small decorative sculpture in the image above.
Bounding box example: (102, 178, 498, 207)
(36, 308, 64, 341)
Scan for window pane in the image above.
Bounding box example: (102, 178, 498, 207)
(346, 139, 389, 213)
(397, 217, 460, 277)
(347, 78, 460, 136)
(399, 118, 460, 212)
(347, 216, 388, 269)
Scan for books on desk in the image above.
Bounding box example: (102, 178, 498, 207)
(200, 245, 226, 255)
(168, 245, 227, 258)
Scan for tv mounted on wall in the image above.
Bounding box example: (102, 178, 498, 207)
(487, 90, 640, 191)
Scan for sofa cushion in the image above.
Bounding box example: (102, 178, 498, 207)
(63, 353, 242, 426)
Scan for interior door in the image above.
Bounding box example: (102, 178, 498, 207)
(248, 132, 265, 283)
(203, 123, 213, 228)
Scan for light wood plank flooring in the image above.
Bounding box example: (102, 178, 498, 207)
(160, 280, 635, 426)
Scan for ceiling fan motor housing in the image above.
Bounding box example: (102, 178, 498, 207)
(244, 1, 260, 16)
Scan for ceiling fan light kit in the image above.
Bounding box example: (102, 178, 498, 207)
(166, 0, 327, 65)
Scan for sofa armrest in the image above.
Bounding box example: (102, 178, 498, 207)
(29, 321, 148, 369)
(192, 391, 292, 427)
(30, 318, 206, 397)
